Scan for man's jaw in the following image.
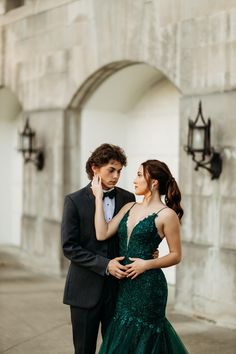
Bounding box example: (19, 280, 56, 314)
(102, 182, 117, 190)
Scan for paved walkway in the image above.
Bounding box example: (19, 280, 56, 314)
(0, 248, 235, 354)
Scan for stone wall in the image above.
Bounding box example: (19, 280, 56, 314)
(21, 109, 64, 273)
(0, 0, 236, 324)
(2, 1, 236, 110)
(177, 92, 236, 327)
(0, 24, 3, 85)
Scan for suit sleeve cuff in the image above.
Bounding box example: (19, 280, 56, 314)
(105, 265, 110, 276)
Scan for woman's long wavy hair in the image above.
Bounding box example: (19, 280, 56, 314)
(142, 160, 184, 220)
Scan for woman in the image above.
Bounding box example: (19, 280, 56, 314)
(92, 159, 189, 354)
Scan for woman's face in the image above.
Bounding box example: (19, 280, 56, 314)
(133, 165, 150, 195)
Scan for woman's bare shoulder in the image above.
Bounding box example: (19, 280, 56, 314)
(123, 201, 136, 212)
(157, 206, 179, 222)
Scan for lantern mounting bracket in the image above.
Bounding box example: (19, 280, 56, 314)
(192, 151, 222, 180)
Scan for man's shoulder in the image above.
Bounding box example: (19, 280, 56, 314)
(65, 184, 90, 201)
(116, 186, 134, 198)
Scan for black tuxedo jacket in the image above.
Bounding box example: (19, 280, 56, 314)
(61, 184, 135, 309)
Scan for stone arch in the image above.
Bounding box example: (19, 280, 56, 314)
(69, 60, 181, 110)
(69, 61, 138, 110)
(0, 86, 23, 246)
(64, 61, 182, 283)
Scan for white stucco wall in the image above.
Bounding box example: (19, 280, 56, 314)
(126, 79, 180, 284)
(80, 64, 162, 188)
(79, 110, 127, 188)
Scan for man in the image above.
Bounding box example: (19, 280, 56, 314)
(61, 143, 135, 354)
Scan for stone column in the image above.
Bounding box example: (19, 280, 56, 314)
(21, 109, 65, 275)
(176, 93, 236, 328)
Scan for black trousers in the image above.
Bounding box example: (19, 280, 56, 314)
(70, 280, 116, 354)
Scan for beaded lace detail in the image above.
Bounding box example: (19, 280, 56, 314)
(99, 210, 189, 354)
(116, 212, 167, 323)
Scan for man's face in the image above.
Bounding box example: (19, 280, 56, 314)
(92, 160, 123, 190)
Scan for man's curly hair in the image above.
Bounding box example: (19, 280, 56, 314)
(86, 143, 127, 180)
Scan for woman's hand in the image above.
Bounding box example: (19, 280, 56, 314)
(91, 175, 103, 199)
(126, 258, 148, 279)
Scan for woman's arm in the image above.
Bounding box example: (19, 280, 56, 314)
(91, 176, 134, 240)
(148, 210, 182, 267)
(126, 209, 182, 279)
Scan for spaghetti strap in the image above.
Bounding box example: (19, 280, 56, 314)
(128, 202, 136, 212)
(156, 206, 168, 215)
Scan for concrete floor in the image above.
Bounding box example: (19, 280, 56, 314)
(0, 248, 236, 354)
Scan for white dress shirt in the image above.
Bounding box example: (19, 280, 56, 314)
(103, 188, 116, 275)
(103, 188, 115, 222)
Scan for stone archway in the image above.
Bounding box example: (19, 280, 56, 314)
(64, 61, 181, 283)
(0, 87, 23, 246)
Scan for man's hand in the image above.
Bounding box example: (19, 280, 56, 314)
(153, 248, 159, 259)
(107, 256, 127, 279)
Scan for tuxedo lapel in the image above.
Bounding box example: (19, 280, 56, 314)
(85, 185, 123, 218)
(85, 183, 95, 217)
(114, 188, 123, 216)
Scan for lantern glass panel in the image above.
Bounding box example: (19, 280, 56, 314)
(31, 134, 37, 151)
(22, 135, 31, 151)
(192, 128, 205, 151)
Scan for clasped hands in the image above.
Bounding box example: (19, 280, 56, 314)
(108, 247, 159, 280)
(108, 255, 155, 280)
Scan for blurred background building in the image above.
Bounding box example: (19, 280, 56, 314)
(0, 0, 235, 329)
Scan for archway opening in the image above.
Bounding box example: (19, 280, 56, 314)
(66, 62, 181, 283)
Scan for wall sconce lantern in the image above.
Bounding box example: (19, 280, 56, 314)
(18, 118, 44, 171)
(184, 101, 222, 179)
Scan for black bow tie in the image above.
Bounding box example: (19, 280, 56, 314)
(103, 189, 116, 200)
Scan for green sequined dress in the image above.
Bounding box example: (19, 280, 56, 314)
(99, 209, 189, 354)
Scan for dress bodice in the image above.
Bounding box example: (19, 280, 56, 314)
(118, 210, 163, 265)
(115, 210, 167, 324)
